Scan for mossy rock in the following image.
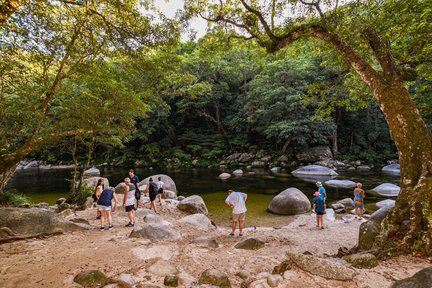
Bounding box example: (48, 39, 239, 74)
(342, 253, 378, 269)
(73, 270, 107, 287)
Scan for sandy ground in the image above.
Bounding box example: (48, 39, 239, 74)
(0, 195, 431, 288)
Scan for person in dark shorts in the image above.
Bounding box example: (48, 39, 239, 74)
(145, 177, 158, 213)
(156, 176, 164, 206)
(128, 169, 140, 208)
(122, 177, 137, 227)
(94, 178, 104, 220)
(312, 191, 325, 229)
(97, 188, 117, 231)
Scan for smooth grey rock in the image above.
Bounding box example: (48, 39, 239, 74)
(190, 236, 219, 248)
(232, 169, 243, 176)
(83, 167, 100, 177)
(392, 267, 432, 288)
(337, 198, 354, 208)
(118, 273, 136, 286)
(143, 214, 171, 226)
(270, 167, 281, 173)
(357, 165, 371, 170)
(376, 199, 396, 209)
(198, 269, 231, 288)
(219, 173, 231, 180)
(286, 252, 357, 280)
(342, 253, 378, 269)
(382, 164, 400, 175)
(146, 260, 178, 277)
(325, 180, 356, 188)
(267, 274, 283, 287)
(129, 224, 181, 240)
(140, 174, 177, 194)
(177, 195, 208, 215)
(179, 213, 214, 231)
(292, 165, 338, 176)
(331, 203, 345, 210)
(163, 190, 177, 199)
(82, 177, 109, 190)
(372, 183, 400, 197)
(370, 205, 394, 224)
(234, 238, 265, 250)
(268, 188, 311, 215)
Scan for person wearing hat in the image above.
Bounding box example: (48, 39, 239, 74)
(353, 182, 365, 220)
(312, 191, 325, 229)
(225, 189, 248, 237)
(316, 181, 327, 212)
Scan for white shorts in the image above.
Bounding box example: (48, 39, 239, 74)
(97, 205, 111, 211)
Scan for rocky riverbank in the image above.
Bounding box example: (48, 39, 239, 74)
(0, 192, 430, 288)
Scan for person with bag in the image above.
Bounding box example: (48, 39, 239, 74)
(128, 169, 141, 208)
(312, 191, 325, 229)
(93, 178, 104, 220)
(156, 176, 164, 206)
(122, 177, 137, 227)
(353, 182, 365, 220)
(97, 188, 117, 230)
(145, 177, 158, 213)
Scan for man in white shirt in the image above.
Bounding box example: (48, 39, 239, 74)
(225, 189, 248, 237)
(156, 176, 164, 206)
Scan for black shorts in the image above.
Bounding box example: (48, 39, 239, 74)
(125, 205, 136, 212)
(157, 188, 163, 194)
(149, 192, 157, 201)
(316, 212, 324, 215)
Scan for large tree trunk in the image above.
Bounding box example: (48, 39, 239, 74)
(0, 0, 22, 27)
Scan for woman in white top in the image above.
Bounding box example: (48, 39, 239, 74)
(95, 179, 104, 219)
(122, 177, 137, 227)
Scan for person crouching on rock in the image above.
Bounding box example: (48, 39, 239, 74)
(145, 177, 158, 213)
(225, 189, 248, 237)
(313, 191, 325, 229)
(123, 177, 137, 227)
(97, 188, 117, 231)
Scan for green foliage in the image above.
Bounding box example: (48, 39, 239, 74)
(0, 189, 31, 206)
(67, 186, 93, 206)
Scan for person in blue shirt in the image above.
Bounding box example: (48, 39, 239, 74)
(97, 188, 118, 231)
(312, 191, 325, 229)
(316, 181, 327, 213)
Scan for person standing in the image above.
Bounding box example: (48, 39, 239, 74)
(156, 176, 164, 206)
(128, 169, 140, 208)
(145, 177, 158, 213)
(225, 189, 247, 237)
(312, 191, 325, 229)
(122, 177, 137, 227)
(353, 182, 365, 220)
(94, 178, 104, 220)
(97, 188, 117, 230)
(316, 181, 327, 212)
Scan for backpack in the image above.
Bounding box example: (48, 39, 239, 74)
(135, 185, 141, 200)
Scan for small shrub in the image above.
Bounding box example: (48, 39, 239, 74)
(0, 189, 31, 206)
(68, 186, 93, 205)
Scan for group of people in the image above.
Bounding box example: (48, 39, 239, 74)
(312, 181, 365, 229)
(92, 169, 165, 230)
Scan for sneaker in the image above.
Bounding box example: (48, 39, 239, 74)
(358, 217, 363, 220)
(100, 226, 104, 231)
(239, 233, 243, 237)
(125, 222, 132, 227)
(108, 225, 113, 230)
(229, 232, 234, 236)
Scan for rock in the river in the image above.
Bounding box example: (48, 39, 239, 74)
(83, 167, 100, 177)
(232, 169, 243, 176)
(234, 238, 265, 250)
(337, 198, 354, 208)
(270, 167, 281, 173)
(376, 199, 396, 209)
(296, 146, 333, 163)
(140, 174, 177, 194)
(342, 253, 378, 269)
(0, 208, 88, 241)
(391, 267, 432, 288)
(292, 165, 338, 176)
(74, 270, 107, 287)
(198, 269, 231, 288)
(190, 236, 219, 248)
(357, 165, 371, 171)
(146, 259, 178, 276)
(382, 164, 400, 175)
(177, 195, 208, 215)
(219, 173, 231, 180)
(286, 252, 356, 280)
(325, 180, 356, 188)
(268, 188, 311, 215)
(372, 183, 400, 197)
(179, 213, 214, 231)
(129, 224, 181, 240)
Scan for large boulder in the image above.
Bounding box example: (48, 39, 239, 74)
(129, 224, 181, 240)
(83, 167, 100, 177)
(146, 259, 178, 277)
(296, 146, 333, 163)
(190, 236, 219, 248)
(376, 199, 396, 209)
(179, 214, 215, 231)
(391, 267, 432, 288)
(219, 173, 231, 180)
(286, 252, 356, 281)
(234, 238, 265, 250)
(143, 214, 172, 226)
(372, 183, 400, 197)
(139, 174, 177, 194)
(382, 164, 400, 175)
(324, 180, 356, 188)
(357, 206, 394, 251)
(177, 195, 208, 215)
(336, 198, 354, 208)
(232, 169, 243, 176)
(74, 270, 107, 288)
(268, 188, 311, 215)
(369, 204, 395, 223)
(199, 269, 231, 288)
(82, 177, 109, 190)
(0, 208, 88, 242)
(292, 165, 338, 176)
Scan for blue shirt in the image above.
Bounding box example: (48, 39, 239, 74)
(318, 186, 326, 201)
(97, 189, 114, 206)
(313, 196, 325, 213)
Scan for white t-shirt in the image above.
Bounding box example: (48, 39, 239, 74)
(225, 192, 247, 214)
(156, 181, 164, 190)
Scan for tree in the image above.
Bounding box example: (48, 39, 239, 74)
(0, 0, 178, 191)
(187, 0, 432, 255)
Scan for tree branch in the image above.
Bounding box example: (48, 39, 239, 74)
(239, 0, 277, 41)
(0, 0, 23, 27)
(299, 0, 324, 17)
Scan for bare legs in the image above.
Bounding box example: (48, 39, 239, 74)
(355, 207, 363, 219)
(316, 214, 324, 229)
(100, 210, 113, 229)
(230, 220, 245, 236)
(150, 200, 158, 213)
(128, 210, 135, 224)
(157, 194, 162, 206)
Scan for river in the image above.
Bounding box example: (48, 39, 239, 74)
(7, 167, 400, 226)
